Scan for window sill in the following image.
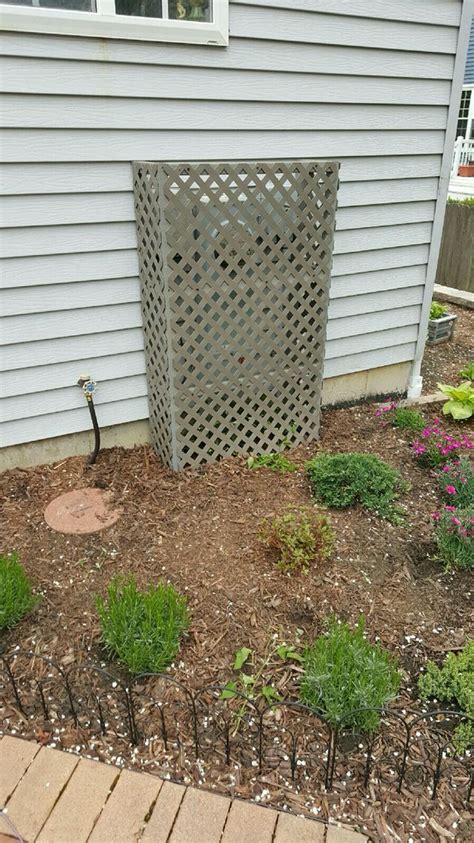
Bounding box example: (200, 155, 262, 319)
(0, 5, 229, 45)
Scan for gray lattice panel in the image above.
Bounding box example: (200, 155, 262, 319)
(133, 160, 339, 470)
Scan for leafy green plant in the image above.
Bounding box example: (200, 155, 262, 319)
(391, 407, 425, 433)
(438, 381, 474, 421)
(418, 641, 474, 754)
(0, 552, 39, 631)
(433, 508, 474, 570)
(306, 452, 405, 523)
(258, 507, 334, 573)
(247, 452, 297, 473)
(459, 362, 474, 381)
(430, 301, 448, 320)
(97, 576, 189, 674)
(300, 616, 400, 734)
(221, 640, 303, 732)
(436, 456, 474, 509)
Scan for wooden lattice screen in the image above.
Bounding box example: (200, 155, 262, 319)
(133, 160, 339, 470)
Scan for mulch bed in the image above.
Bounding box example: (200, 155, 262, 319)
(1, 314, 473, 841)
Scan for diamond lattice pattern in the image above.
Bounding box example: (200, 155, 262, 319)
(133, 160, 339, 469)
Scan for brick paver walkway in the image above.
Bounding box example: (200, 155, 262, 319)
(0, 736, 367, 843)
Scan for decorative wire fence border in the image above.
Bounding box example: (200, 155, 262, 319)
(1, 650, 472, 803)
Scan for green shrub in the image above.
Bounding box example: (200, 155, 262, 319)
(418, 641, 474, 753)
(0, 553, 38, 631)
(391, 407, 425, 433)
(430, 301, 448, 320)
(436, 456, 474, 509)
(447, 196, 474, 206)
(97, 576, 189, 674)
(259, 507, 334, 573)
(300, 616, 400, 734)
(434, 508, 474, 570)
(247, 452, 297, 473)
(305, 452, 404, 522)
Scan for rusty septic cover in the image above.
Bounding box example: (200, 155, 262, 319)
(44, 488, 121, 534)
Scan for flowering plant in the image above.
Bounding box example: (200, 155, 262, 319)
(412, 419, 472, 468)
(432, 508, 474, 570)
(435, 456, 474, 509)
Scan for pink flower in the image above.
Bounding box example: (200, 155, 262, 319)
(451, 517, 461, 526)
(445, 485, 457, 495)
(442, 465, 451, 473)
(445, 506, 456, 512)
(432, 512, 441, 521)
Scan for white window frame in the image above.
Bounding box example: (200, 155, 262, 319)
(0, 0, 228, 45)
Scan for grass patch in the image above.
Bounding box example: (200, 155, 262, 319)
(247, 453, 297, 473)
(300, 616, 400, 734)
(391, 407, 425, 433)
(306, 452, 405, 522)
(258, 507, 334, 573)
(97, 576, 189, 674)
(0, 552, 38, 631)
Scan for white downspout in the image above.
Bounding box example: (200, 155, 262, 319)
(408, 0, 474, 401)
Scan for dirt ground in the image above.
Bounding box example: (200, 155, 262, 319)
(1, 307, 473, 842)
(421, 303, 473, 393)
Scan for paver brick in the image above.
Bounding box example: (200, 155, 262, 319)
(0, 735, 40, 805)
(141, 780, 185, 843)
(88, 768, 161, 843)
(327, 824, 368, 842)
(274, 811, 326, 842)
(5, 746, 78, 843)
(169, 787, 230, 843)
(37, 757, 118, 843)
(221, 799, 278, 843)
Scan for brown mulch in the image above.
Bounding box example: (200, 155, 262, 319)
(421, 303, 474, 393)
(1, 315, 473, 841)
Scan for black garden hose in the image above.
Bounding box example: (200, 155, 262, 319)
(87, 396, 101, 466)
(77, 375, 101, 466)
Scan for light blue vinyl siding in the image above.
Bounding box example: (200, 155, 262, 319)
(0, 0, 469, 447)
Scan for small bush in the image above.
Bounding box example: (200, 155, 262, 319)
(259, 507, 334, 573)
(433, 508, 474, 570)
(0, 553, 38, 631)
(306, 452, 404, 522)
(418, 641, 474, 753)
(300, 616, 400, 734)
(97, 576, 189, 674)
(436, 456, 474, 509)
(391, 407, 425, 433)
(247, 453, 297, 473)
(430, 301, 448, 320)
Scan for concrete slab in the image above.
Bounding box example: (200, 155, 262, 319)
(88, 768, 161, 843)
(0, 736, 40, 805)
(37, 757, 118, 843)
(142, 781, 185, 843)
(433, 284, 474, 310)
(274, 811, 326, 842)
(5, 747, 78, 843)
(221, 799, 278, 843)
(168, 787, 230, 843)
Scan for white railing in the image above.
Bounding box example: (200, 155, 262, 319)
(451, 136, 474, 177)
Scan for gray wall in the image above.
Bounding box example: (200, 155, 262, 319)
(0, 0, 467, 447)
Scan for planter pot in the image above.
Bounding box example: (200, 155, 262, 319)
(458, 163, 474, 177)
(428, 313, 457, 344)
